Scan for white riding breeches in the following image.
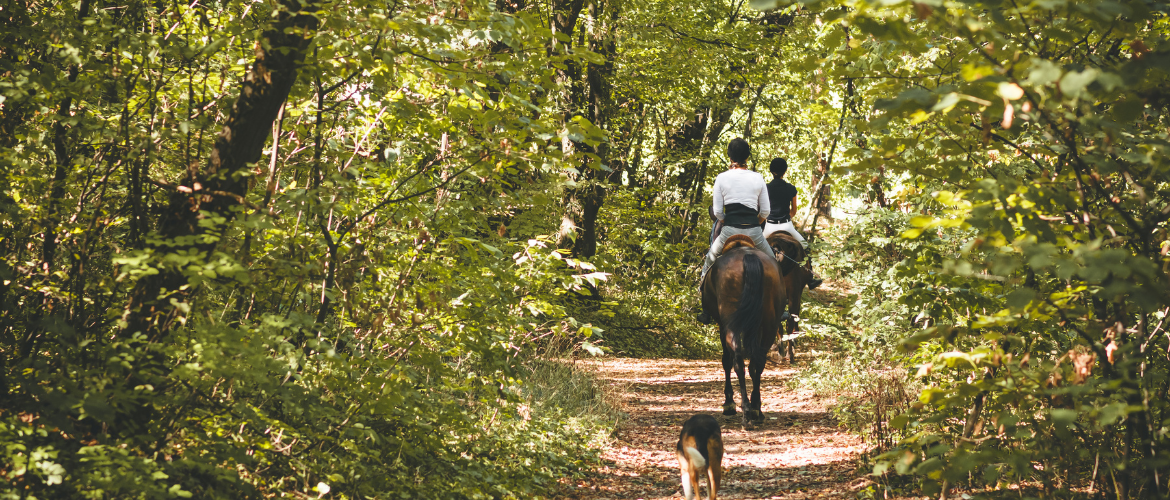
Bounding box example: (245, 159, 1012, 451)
(763, 221, 808, 249)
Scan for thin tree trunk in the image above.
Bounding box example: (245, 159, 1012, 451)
(742, 83, 766, 139)
(804, 86, 850, 241)
(41, 0, 91, 274)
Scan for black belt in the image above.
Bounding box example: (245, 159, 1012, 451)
(767, 216, 790, 224)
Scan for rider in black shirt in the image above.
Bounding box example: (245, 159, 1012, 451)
(763, 158, 822, 290)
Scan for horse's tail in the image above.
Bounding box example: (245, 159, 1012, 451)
(728, 252, 764, 358)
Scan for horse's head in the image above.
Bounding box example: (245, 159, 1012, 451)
(766, 232, 806, 277)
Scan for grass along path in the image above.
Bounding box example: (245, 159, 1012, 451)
(561, 357, 872, 499)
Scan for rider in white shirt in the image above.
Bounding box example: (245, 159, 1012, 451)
(696, 138, 778, 324)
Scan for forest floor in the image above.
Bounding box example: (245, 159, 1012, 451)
(559, 355, 875, 500)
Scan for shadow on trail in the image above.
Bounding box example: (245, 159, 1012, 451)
(615, 409, 839, 434)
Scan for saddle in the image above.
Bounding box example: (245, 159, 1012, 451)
(720, 234, 791, 273)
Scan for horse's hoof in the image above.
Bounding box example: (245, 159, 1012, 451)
(722, 404, 737, 416)
(751, 411, 766, 423)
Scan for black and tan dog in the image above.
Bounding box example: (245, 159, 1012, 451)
(676, 414, 723, 500)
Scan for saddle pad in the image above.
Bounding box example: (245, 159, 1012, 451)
(722, 234, 757, 253)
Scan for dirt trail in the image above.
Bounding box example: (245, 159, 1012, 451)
(562, 358, 872, 500)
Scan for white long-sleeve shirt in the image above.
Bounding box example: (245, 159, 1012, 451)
(712, 169, 770, 225)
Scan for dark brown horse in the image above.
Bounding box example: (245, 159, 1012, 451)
(700, 234, 787, 427)
(766, 231, 814, 363)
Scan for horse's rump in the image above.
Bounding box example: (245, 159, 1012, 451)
(726, 250, 764, 357)
(766, 231, 805, 261)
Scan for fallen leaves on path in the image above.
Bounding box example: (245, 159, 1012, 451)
(558, 358, 873, 500)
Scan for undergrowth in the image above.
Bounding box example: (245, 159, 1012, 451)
(566, 244, 721, 359)
(520, 338, 624, 434)
(789, 214, 920, 451)
(591, 282, 721, 358)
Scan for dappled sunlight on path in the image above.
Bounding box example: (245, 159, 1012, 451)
(560, 358, 872, 500)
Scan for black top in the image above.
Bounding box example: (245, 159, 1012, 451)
(766, 178, 797, 222)
(723, 203, 761, 228)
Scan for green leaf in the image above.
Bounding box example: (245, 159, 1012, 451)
(581, 341, 604, 356)
(1005, 288, 1036, 309)
(1059, 68, 1099, 98)
(749, 0, 783, 10)
(1050, 409, 1078, 428)
(1026, 58, 1062, 86)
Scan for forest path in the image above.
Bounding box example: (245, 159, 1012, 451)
(562, 357, 872, 500)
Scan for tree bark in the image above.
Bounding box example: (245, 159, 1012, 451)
(120, 0, 320, 341)
(814, 152, 832, 219)
(558, 0, 614, 258)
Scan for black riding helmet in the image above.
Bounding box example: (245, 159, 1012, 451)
(769, 157, 788, 177)
(727, 138, 750, 165)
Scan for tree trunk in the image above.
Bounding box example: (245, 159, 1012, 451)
(121, 0, 321, 341)
(559, 0, 619, 259)
(19, 0, 93, 363)
(814, 151, 832, 220)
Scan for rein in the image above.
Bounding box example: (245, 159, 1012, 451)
(777, 253, 803, 265)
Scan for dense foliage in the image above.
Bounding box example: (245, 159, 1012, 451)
(5, 0, 1170, 497)
(1, 0, 616, 497)
(742, 0, 1170, 497)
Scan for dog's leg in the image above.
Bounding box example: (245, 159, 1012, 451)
(678, 452, 693, 500)
(707, 440, 723, 500)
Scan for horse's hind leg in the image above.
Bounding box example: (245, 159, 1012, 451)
(785, 317, 798, 364)
(786, 290, 802, 364)
(735, 356, 750, 428)
(748, 356, 765, 423)
(721, 341, 736, 415)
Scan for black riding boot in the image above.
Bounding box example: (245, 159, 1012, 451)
(805, 254, 823, 290)
(696, 274, 713, 324)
